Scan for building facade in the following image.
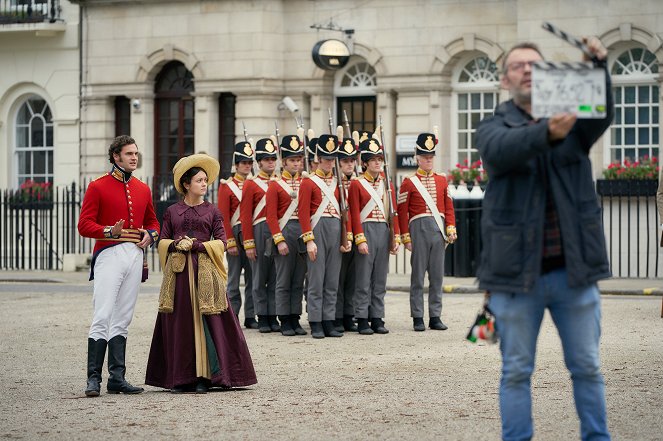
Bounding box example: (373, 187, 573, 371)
(1, 0, 661, 190)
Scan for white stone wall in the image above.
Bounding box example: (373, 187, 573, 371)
(0, 1, 80, 188)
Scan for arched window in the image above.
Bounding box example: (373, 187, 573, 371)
(608, 47, 659, 164)
(335, 60, 377, 132)
(14, 95, 54, 185)
(154, 61, 195, 180)
(452, 56, 499, 168)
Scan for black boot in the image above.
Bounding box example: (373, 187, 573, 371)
(322, 320, 343, 337)
(343, 315, 358, 332)
(85, 338, 107, 397)
(357, 318, 374, 335)
(333, 318, 345, 333)
(258, 315, 271, 333)
(195, 379, 209, 394)
(309, 322, 325, 339)
(290, 315, 307, 335)
(413, 317, 426, 332)
(279, 315, 295, 336)
(371, 318, 390, 334)
(429, 317, 448, 331)
(244, 316, 259, 329)
(268, 315, 281, 332)
(107, 336, 144, 394)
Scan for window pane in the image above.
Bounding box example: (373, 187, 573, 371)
(364, 101, 374, 122)
(638, 127, 649, 144)
(484, 93, 494, 110)
(470, 113, 480, 128)
(16, 126, 29, 147)
(611, 149, 622, 162)
(653, 106, 658, 124)
(624, 87, 636, 104)
(46, 126, 53, 147)
(47, 152, 53, 175)
(458, 94, 467, 110)
(18, 152, 31, 175)
(624, 148, 635, 160)
(615, 108, 622, 124)
(625, 107, 635, 124)
(184, 101, 193, 120)
(638, 107, 649, 125)
(653, 128, 659, 145)
(34, 151, 46, 174)
(31, 118, 44, 147)
(17, 103, 31, 124)
(638, 86, 650, 103)
(612, 128, 621, 145)
(458, 113, 467, 130)
(471, 93, 481, 110)
(458, 133, 467, 150)
(614, 88, 621, 104)
(625, 128, 635, 145)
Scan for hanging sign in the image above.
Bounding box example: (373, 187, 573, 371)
(312, 39, 351, 71)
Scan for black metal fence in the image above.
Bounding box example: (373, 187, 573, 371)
(0, 178, 218, 272)
(0, 179, 660, 278)
(0, 0, 62, 24)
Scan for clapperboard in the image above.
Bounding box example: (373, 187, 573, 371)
(531, 61, 607, 119)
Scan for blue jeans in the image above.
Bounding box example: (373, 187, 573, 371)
(489, 268, 610, 441)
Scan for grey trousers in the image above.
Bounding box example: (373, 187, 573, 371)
(409, 216, 445, 318)
(336, 244, 356, 319)
(353, 222, 390, 319)
(306, 217, 342, 322)
(249, 221, 277, 316)
(227, 224, 255, 319)
(274, 220, 306, 315)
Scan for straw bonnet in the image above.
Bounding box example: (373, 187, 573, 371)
(173, 153, 220, 194)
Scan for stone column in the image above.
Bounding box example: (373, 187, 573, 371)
(80, 96, 114, 180)
(130, 96, 155, 179)
(193, 92, 219, 159)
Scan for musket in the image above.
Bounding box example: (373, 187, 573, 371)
(343, 110, 362, 175)
(378, 115, 398, 250)
(328, 109, 349, 249)
(296, 116, 309, 173)
(242, 121, 259, 176)
(271, 121, 283, 178)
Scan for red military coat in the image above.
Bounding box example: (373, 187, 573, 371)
(217, 173, 246, 250)
(239, 171, 272, 250)
(265, 170, 301, 245)
(348, 172, 400, 245)
(397, 168, 455, 244)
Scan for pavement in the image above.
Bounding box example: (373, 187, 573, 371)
(1, 269, 661, 296)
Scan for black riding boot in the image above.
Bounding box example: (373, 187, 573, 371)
(309, 322, 325, 339)
(371, 318, 389, 334)
(85, 338, 107, 397)
(333, 318, 345, 333)
(258, 315, 272, 333)
(322, 320, 343, 337)
(357, 318, 374, 335)
(413, 317, 426, 332)
(279, 315, 295, 336)
(107, 336, 144, 394)
(268, 315, 281, 332)
(290, 315, 307, 335)
(343, 315, 358, 332)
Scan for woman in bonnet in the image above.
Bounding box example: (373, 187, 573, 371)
(145, 154, 257, 393)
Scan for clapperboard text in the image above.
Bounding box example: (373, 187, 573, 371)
(531, 61, 607, 119)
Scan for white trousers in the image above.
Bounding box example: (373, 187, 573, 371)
(88, 242, 144, 341)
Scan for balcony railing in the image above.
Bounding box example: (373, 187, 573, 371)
(0, 0, 61, 24)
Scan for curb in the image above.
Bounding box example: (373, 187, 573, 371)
(387, 285, 663, 296)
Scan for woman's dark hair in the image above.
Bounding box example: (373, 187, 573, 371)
(108, 135, 137, 164)
(179, 167, 207, 194)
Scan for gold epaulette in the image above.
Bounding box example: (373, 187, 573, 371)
(93, 173, 108, 181)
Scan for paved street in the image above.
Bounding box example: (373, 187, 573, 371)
(0, 272, 661, 440)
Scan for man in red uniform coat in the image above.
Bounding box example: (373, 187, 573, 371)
(240, 138, 279, 333)
(397, 133, 457, 332)
(78, 135, 160, 396)
(218, 142, 257, 329)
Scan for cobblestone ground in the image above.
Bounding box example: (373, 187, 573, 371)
(0, 282, 661, 440)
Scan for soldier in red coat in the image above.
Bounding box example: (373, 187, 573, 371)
(397, 132, 457, 332)
(348, 137, 401, 334)
(217, 142, 257, 329)
(298, 135, 352, 338)
(78, 135, 160, 397)
(240, 138, 279, 333)
(265, 135, 307, 336)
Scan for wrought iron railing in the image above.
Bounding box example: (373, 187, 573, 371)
(0, 0, 61, 24)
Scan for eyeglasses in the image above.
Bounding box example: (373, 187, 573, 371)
(505, 60, 538, 72)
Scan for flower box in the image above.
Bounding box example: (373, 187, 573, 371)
(595, 179, 658, 197)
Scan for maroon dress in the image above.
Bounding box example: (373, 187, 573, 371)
(145, 201, 257, 389)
